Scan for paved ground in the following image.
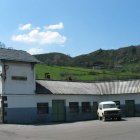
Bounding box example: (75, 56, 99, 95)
(0, 117, 140, 140)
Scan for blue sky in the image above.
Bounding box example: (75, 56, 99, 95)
(0, 0, 140, 56)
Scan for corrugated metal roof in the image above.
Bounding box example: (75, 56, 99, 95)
(36, 80, 140, 95)
(0, 48, 39, 63)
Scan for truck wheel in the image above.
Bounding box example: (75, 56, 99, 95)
(117, 117, 121, 121)
(102, 116, 106, 122)
(98, 116, 101, 120)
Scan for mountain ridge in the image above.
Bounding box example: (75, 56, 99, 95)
(34, 45, 140, 70)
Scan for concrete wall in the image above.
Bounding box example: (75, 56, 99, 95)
(4, 94, 98, 123)
(6, 94, 101, 108)
(99, 94, 140, 117)
(0, 61, 3, 94)
(3, 61, 35, 95)
(4, 93, 140, 124)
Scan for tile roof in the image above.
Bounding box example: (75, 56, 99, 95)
(0, 48, 39, 63)
(36, 80, 140, 95)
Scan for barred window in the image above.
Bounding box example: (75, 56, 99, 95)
(82, 102, 91, 113)
(37, 103, 49, 114)
(69, 102, 79, 113)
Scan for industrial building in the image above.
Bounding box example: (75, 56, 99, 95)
(0, 48, 140, 124)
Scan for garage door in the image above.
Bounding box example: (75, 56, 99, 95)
(125, 100, 135, 117)
(52, 100, 65, 122)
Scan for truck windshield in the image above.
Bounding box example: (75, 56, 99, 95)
(103, 104, 116, 109)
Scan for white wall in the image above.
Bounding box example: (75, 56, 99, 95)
(100, 94, 140, 104)
(0, 61, 3, 94)
(3, 61, 35, 94)
(6, 94, 99, 108)
(6, 94, 140, 108)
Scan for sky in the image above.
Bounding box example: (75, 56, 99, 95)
(0, 0, 140, 56)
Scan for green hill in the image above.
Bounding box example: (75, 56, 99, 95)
(35, 64, 140, 81)
(35, 52, 72, 66)
(35, 45, 140, 81)
(34, 45, 140, 69)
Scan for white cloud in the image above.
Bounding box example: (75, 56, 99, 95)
(19, 23, 32, 30)
(12, 23, 66, 46)
(27, 48, 44, 55)
(12, 29, 66, 45)
(45, 22, 64, 30)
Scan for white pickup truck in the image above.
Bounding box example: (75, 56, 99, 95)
(97, 101, 121, 121)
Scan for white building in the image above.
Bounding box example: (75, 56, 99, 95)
(0, 48, 39, 123)
(0, 48, 140, 124)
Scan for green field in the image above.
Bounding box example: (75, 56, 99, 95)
(35, 63, 140, 81)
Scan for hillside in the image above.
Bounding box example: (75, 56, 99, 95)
(35, 64, 140, 81)
(34, 45, 140, 72)
(35, 45, 140, 81)
(35, 52, 72, 66)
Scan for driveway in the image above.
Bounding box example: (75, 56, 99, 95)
(0, 117, 140, 140)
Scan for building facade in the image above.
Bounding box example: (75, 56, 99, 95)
(0, 48, 38, 123)
(0, 48, 140, 124)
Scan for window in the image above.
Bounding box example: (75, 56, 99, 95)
(69, 102, 79, 113)
(114, 101, 120, 109)
(82, 102, 91, 113)
(11, 76, 27, 81)
(37, 103, 49, 114)
(103, 103, 116, 109)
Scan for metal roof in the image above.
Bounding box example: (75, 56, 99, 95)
(0, 48, 39, 63)
(36, 80, 140, 95)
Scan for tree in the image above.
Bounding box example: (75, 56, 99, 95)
(0, 42, 6, 48)
(132, 46, 136, 54)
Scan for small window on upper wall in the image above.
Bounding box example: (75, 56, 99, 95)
(37, 103, 49, 114)
(11, 76, 27, 81)
(69, 102, 79, 113)
(82, 102, 91, 113)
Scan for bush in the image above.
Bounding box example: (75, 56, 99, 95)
(88, 71, 97, 75)
(131, 66, 140, 73)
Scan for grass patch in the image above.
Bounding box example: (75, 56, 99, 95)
(35, 63, 140, 81)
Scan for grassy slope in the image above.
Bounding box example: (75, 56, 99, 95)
(35, 64, 140, 81)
